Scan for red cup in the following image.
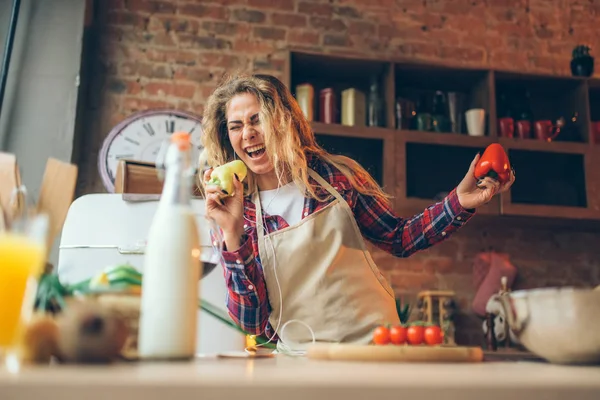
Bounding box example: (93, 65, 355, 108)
(534, 120, 559, 141)
(498, 117, 514, 138)
(516, 120, 532, 139)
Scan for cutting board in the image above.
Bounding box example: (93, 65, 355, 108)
(307, 343, 484, 363)
(37, 158, 78, 253)
(0, 151, 23, 221)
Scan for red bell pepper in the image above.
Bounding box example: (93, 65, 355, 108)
(474, 143, 511, 184)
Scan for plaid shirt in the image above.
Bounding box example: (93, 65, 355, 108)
(219, 154, 474, 341)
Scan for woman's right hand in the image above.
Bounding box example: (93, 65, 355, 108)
(203, 168, 245, 251)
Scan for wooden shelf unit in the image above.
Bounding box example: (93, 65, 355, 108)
(286, 49, 600, 222)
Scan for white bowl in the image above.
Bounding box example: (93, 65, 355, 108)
(499, 287, 600, 364)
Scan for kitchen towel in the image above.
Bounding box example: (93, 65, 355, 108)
(471, 252, 518, 317)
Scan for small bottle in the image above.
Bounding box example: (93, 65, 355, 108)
(138, 132, 202, 360)
(341, 88, 366, 127)
(319, 88, 336, 124)
(295, 83, 314, 121)
(367, 76, 384, 127)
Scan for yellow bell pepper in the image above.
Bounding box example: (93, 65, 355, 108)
(207, 160, 248, 196)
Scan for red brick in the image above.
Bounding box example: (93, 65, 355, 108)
(232, 8, 267, 23)
(396, 41, 440, 58)
(173, 67, 214, 83)
(178, 34, 232, 50)
(126, 0, 176, 14)
(144, 82, 196, 99)
(179, 4, 228, 20)
(232, 39, 274, 53)
(288, 30, 320, 46)
(253, 27, 287, 41)
(253, 57, 286, 72)
(310, 17, 347, 32)
(248, 0, 295, 10)
(348, 21, 376, 35)
(201, 21, 245, 36)
(439, 46, 486, 63)
(271, 12, 307, 28)
(150, 16, 199, 33)
(122, 96, 172, 112)
(323, 34, 352, 47)
(197, 53, 245, 69)
(298, 1, 333, 16)
(333, 6, 361, 18)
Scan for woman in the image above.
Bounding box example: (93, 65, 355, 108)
(201, 73, 514, 351)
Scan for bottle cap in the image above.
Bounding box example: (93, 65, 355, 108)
(170, 131, 191, 151)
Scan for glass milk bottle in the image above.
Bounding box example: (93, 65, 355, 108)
(138, 132, 202, 360)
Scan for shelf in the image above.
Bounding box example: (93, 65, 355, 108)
(400, 130, 493, 148)
(288, 49, 600, 222)
(494, 71, 590, 144)
(394, 63, 491, 136)
(498, 137, 589, 154)
(401, 142, 499, 216)
(290, 52, 393, 128)
(314, 133, 386, 188)
(505, 149, 587, 208)
(310, 122, 396, 191)
(310, 122, 393, 139)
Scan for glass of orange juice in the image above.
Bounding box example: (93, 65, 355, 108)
(0, 210, 48, 369)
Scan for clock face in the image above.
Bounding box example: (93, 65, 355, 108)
(98, 109, 203, 192)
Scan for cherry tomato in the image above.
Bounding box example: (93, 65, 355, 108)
(424, 325, 443, 345)
(372, 326, 390, 345)
(407, 324, 424, 345)
(389, 325, 407, 345)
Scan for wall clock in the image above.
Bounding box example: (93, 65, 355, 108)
(98, 108, 203, 192)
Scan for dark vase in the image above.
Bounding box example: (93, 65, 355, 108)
(571, 56, 594, 77)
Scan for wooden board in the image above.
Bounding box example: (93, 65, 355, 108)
(307, 343, 484, 363)
(114, 159, 203, 196)
(0, 151, 23, 222)
(37, 158, 78, 253)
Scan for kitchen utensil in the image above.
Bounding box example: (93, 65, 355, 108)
(465, 108, 485, 136)
(341, 88, 366, 127)
(319, 88, 337, 124)
(295, 83, 314, 121)
(534, 120, 560, 141)
(306, 343, 483, 363)
(36, 158, 78, 256)
(499, 287, 600, 365)
(498, 117, 514, 138)
(516, 120, 532, 139)
(447, 92, 464, 134)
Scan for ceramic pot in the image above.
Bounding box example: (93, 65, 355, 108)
(571, 56, 594, 77)
(499, 287, 600, 364)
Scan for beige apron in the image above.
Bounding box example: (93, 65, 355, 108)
(254, 169, 400, 352)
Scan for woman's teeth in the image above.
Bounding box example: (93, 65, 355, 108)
(246, 144, 265, 159)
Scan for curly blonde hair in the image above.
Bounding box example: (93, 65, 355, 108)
(200, 72, 390, 204)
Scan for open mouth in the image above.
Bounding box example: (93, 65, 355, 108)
(245, 144, 266, 159)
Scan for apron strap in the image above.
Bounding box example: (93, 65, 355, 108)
(254, 168, 344, 242)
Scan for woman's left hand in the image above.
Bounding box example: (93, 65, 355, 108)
(456, 153, 515, 210)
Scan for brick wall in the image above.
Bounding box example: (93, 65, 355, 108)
(77, 0, 600, 345)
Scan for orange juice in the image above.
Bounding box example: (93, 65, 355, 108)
(0, 233, 46, 347)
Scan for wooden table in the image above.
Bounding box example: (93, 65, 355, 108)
(1, 355, 599, 400)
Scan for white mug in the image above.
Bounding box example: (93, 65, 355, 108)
(465, 108, 486, 136)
